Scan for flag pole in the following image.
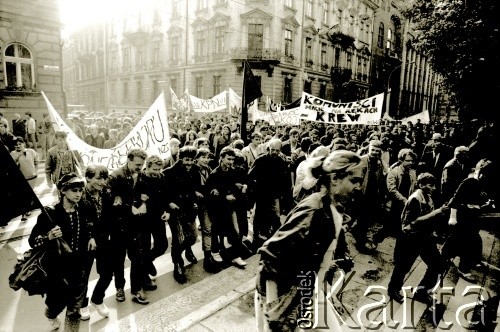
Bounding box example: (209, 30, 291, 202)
(240, 60, 248, 143)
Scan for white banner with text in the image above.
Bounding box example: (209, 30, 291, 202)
(42, 91, 171, 171)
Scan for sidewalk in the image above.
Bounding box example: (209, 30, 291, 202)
(173, 226, 500, 332)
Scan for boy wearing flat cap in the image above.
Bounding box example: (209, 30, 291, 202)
(29, 173, 95, 330)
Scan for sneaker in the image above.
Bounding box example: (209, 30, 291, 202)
(212, 252, 223, 263)
(80, 306, 90, 321)
(91, 301, 109, 317)
(132, 291, 149, 305)
(48, 317, 60, 329)
(115, 288, 125, 302)
(231, 257, 247, 269)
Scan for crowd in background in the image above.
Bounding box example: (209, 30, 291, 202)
(1, 108, 499, 330)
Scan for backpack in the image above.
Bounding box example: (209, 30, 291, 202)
(9, 237, 72, 297)
(9, 247, 49, 297)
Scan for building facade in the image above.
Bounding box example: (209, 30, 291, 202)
(62, 0, 442, 119)
(0, 0, 65, 123)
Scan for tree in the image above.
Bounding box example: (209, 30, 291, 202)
(402, 0, 500, 122)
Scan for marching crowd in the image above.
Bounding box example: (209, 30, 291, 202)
(1, 111, 499, 331)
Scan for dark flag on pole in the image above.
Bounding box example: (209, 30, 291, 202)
(282, 97, 302, 110)
(0, 141, 43, 226)
(240, 60, 263, 142)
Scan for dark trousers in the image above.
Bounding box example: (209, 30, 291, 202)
(388, 233, 443, 294)
(112, 229, 148, 294)
(45, 252, 88, 325)
(253, 197, 281, 245)
(145, 218, 168, 263)
(90, 237, 115, 304)
(168, 210, 197, 264)
(441, 226, 482, 273)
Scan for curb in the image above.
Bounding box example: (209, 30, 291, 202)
(167, 277, 256, 331)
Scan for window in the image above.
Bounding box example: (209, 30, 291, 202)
(334, 47, 340, 67)
(110, 83, 115, 102)
(284, 0, 293, 8)
(152, 80, 159, 100)
(123, 81, 128, 101)
(136, 45, 145, 68)
(197, 0, 208, 10)
(248, 24, 263, 59)
(195, 76, 203, 97)
(111, 50, 118, 71)
(319, 83, 326, 99)
(4, 43, 34, 89)
(304, 80, 311, 94)
(321, 43, 327, 66)
(196, 30, 207, 58)
(215, 26, 225, 54)
(123, 47, 130, 68)
(213, 75, 222, 95)
(377, 23, 384, 48)
(136, 81, 142, 101)
(170, 78, 178, 94)
(170, 34, 180, 61)
(305, 0, 313, 17)
(284, 76, 293, 103)
(363, 58, 367, 80)
(323, 1, 329, 25)
(284, 29, 292, 56)
(153, 40, 161, 64)
(386, 28, 393, 49)
(305, 37, 312, 65)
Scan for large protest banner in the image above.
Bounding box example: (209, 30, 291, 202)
(253, 108, 302, 126)
(42, 91, 171, 171)
(190, 90, 227, 113)
(299, 92, 384, 125)
(189, 88, 243, 114)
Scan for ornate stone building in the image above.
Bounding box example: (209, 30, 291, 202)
(0, 0, 64, 122)
(63, 0, 442, 119)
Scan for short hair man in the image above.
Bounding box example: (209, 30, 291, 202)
(387, 173, 449, 304)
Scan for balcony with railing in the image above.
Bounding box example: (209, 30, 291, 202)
(230, 47, 281, 62)
(230, 47, 281, 76)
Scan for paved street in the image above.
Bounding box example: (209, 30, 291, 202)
(0, 164, 499, 331)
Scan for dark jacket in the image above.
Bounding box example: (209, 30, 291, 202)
(420, 143, 453, 181)
(29, 203, 92, 253)
(256, 193, 350, 329)
(0, 132, 16, 152)
(441, 157, 471, 204)
(80, 187, 114, 243)
(163, 161, 201, 211)
(248, 153, 292, 212)
(107, 164, 138, 208)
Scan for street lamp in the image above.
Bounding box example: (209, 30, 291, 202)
(385, 61, 414, 116)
